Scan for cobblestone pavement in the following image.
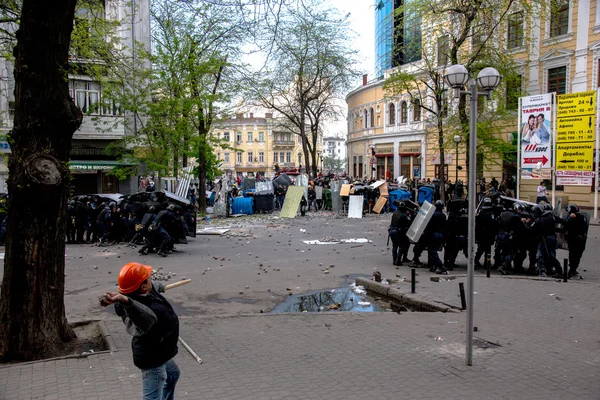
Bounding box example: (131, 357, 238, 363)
(1, 276, 599, 399)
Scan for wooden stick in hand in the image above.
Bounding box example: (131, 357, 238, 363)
(164, 279, 192, 291)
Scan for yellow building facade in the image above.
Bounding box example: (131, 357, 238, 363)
(347, 0, 600, 208)
(211, 113, 321, 178)
(346, 78, 467, 184)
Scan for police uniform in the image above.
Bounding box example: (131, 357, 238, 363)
(388, 203, 412, 266)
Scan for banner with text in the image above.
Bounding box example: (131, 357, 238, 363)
(556, 91, 596, 184)
(520, 94, 553, 179)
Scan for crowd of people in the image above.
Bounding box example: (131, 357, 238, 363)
(66, 194, 195, 257)
(388, 195, 588, 278)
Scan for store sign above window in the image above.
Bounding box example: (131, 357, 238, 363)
(69, 160, 120, 171)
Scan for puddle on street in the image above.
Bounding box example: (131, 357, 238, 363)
(271, 287, 393, 313)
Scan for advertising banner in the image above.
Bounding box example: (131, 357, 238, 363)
(520, 94, 553, 179)
(556, 91, 596, 182)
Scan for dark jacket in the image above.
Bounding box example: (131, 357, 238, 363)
(115, 283, 179, 369)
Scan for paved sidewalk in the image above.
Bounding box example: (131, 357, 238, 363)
(1, 277, 599, 400)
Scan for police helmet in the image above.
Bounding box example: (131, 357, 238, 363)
(434, 200, 444, 212)
(148, 205, 157, 213)
(530, 204, 543, 219)
(512, 202, 525, 213)
(481, 197, 493, 208)
(108, 202, 117, 209)
(565, 204, 580, 214)
(166, 204, 176, 212)
(542, 203, 553, 211)
(395, 200, 408, 209)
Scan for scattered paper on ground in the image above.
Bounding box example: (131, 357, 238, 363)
(196, 228, 231, 235)
(302, 238, 369, 245)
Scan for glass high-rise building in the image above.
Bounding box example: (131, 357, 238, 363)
(374, 0, 422, 79)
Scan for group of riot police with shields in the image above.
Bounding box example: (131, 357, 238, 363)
(66, 191, 196, 258)
(388, 194, 589, 278)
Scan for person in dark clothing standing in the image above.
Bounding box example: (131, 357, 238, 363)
(495, 204, 526, 275)
(388, 201, 412, 266)
(307, 186, 317, 211)
(101, 262, 180, 400)
(528, 205, 562, 278)
(563, 204, 587, 278)
(475, 198, 497, 268)
(428, 200, 447, 274)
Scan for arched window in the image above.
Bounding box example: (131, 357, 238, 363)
(363, 109, 368, 128)
(389, 103, 396, 125)
(400, 101, 408, 123)
(413, 99, 421, 121)
(369, 107, 375, 127)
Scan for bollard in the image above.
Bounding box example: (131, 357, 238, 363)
(485, 250, 491, 278)
(411, 268, 416, 293)
(459, 282, 467, 310)
(563, 258, 568, 282)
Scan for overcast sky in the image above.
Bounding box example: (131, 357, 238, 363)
(325, 0, 375, 138)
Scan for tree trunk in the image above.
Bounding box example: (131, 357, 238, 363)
(0, 0, 81, 362)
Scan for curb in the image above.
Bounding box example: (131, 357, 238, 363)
(99, 320, 118, 353)
(355, 277, 458, 313)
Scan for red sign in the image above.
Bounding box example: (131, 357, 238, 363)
(523, 155, 549, 165)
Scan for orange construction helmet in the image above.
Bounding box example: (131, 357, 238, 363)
(118, 262, 152, 294)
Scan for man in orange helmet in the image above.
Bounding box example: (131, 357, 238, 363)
(101, 262, 180, 400)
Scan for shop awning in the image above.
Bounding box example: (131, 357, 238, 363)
(69, 160, 133, 171)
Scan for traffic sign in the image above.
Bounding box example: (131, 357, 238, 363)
(556, 91, 596, 173)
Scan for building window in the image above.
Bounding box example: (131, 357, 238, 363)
(298, 153, 302, 165)
(548, 66, 567, 94)
(437, 35, 449, 66)
(247, 152, 253, 163)
(237, 152, 242, 164)
(274, 153, 278, 163)
(259, 152, 264, 163)
(217, 152, 221, 160)
(224, 132, 230, 141)
(401, 156, 411, 178)
(507, 12, 524, 49)
(550, 0, 569, 37)
(71, 80, 100, 114)
(389, 103, 396, 125)
(247, 132, 253, 142)
(369, 107, 375, 127)
(236, 132, 242, 143)
(224, 152, 230, 164)
(413, 99, 421, 121)
(258, 132, 264, 142)
(286, 152, 291, 163)
(280, 152, 285, 163)
(439, 96, 448, 119)
(400, 101, 408, 123)
(506, 75, 522, 110)
(363, 109, 368, 128)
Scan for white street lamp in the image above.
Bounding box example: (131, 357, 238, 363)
(444, 64, 501, 366)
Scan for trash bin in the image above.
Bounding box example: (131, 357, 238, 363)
(254, 193, 274, 213)
(389, 190, 412, 210)
(418, 186, 434, 204)
(232, 197, 254, 215)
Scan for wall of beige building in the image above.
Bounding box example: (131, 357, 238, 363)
(211, 113, 322, 178)
(480, 0, 600, 207)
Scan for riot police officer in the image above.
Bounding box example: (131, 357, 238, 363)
(388, 201, 412, 266)
(512, 202, 536, 274)
(528, 204, 562, 278)
(564, 204, 587, 278)
(475, 197, 497, 268)
(96, 202, 113, 246)
(428, 200, 447, 274)
(67, 200, 77, 243)
(495, 203, 526, 274)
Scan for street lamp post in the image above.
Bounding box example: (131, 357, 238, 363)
(444, 65, 501, 366)
(454, 135, 461, 198)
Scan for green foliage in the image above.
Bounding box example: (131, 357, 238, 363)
(322, 155, 344, 172)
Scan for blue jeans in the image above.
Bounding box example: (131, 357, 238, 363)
(141, 358, 180, 400)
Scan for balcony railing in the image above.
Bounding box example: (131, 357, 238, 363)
(273, 140, 295, 146)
